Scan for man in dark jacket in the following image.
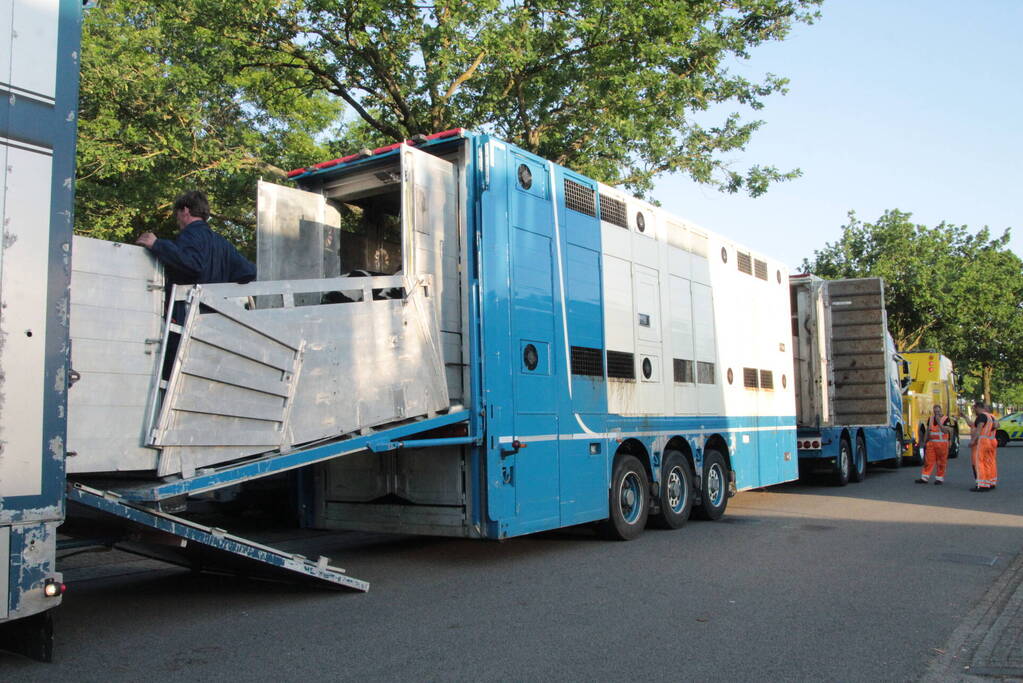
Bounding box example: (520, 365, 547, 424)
(136, 190, 255, 286)
(136, 191, 255, 377)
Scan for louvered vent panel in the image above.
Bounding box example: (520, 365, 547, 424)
(606, 351, 636, 380)
(737, 251, 753, 275)
(564, 179, 596, 216)
(697, 361, 715, 384)
(599, 195, 627, 228)
(743, 367, 759, 388)
(755, 259, 768, 280)
(673, 358, 694, 383)
(571, 346, 604, 377)
(760, 369, 774, 390)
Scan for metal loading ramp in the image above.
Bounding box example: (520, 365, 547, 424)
(67, 483, 370, 591)
(64, 409, 471, 591)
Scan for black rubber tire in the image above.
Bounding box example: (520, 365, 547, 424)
(692, 449, 729, 520)
(910, 425, 925, 465)
(832, 437, 851, 486)
(650, 451, 694, 529)
(997, 431, 1009, 448)
(602, 454, 649, 540)
(850, 433, 867, 483)
(949, 428, 959, 459)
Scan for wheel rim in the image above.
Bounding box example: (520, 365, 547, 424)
(840, 445, 849, 475)
(666, 466, 687, 513)
(618, 471, 644, 524)
(856, 440, 865, 473)
(707, 463, 723, 507)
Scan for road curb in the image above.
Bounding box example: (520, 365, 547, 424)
(923, 549, 1023, 681)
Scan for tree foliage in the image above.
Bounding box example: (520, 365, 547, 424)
(76, 1, 341, 247)
(803, 210, 1023, 404)
(136, 0, 819, 198)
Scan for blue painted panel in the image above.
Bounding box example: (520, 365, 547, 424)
(865, 427, 898, 464)
(510, 414, 559, 529)
(1, 0, 82, 523)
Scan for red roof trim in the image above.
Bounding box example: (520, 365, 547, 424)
(287, 128, 467, 178)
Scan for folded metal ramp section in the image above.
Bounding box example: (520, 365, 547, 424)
(66, 483, 369, 592)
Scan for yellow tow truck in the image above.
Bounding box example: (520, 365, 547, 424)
(898, 351, 960, 464)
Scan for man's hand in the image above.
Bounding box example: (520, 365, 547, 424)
(135, 232, 157, 249)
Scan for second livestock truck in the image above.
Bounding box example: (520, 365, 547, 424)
(789, 274, 906, 484)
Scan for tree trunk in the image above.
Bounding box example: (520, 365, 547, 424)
(983, 364, 994, 407)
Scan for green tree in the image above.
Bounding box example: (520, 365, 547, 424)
(76, 1, 342, 248)
(152, 0, 821, 196)
(803, 210, 1023, 405)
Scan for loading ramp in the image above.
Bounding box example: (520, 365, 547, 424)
(65, 409, 472, 591)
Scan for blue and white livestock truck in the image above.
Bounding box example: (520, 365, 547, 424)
(0, 0, 82, 660)
(64, 130, 801, 547)
(789, 274, 906, 484)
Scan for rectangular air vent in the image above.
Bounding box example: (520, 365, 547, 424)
(737, 251, 752, 275)
(673, 358, 694, 383)
(697, 361, 715, 385)
(599, 195, 627, 228)
(571, 346, 604, 377)
(754, 258, 768, 281)
(743, 367, 759, 389)
(760, 369, 774, 390)
(564, 179, 596, 217)
(606, 350, 636, 380)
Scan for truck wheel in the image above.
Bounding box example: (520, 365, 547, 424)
(949, 428, 959, 459)
(832, 438, 851, 486)
(650, 451, 694, 529)
(910, 425, 926, 466)
(850, 433, 867, 482)
(997, 431, 1009, 448)
(692, 449, 728, 520)
(603, 454, 649, 540)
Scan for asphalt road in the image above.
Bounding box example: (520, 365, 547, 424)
(4, 440, 1023, 681)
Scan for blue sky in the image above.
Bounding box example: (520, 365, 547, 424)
(652, 0, 1023, 272)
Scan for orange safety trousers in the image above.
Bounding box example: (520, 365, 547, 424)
(973, 438, 998, 488)
(921, 441, 949, 480)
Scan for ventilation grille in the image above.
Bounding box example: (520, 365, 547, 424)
(673, 358, 694, 383)
(755, 258, 768, 281)
(564, 179, 595, 216)
(697, 361, 715, 385)
(599, 195, 627, 228)
(760, 369, 774, 390)
(606, 351, 636, 380)
(743, 367, 759, 389)
(571, 346, 604, 377)
(737, 251, 752, 275)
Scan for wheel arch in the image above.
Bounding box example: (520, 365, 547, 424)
(664, 436, 696, 478)
(703, 433, 732, 473)
(613, 438, 652, 484)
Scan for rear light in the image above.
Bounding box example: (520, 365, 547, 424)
(43, 579, 65, 598)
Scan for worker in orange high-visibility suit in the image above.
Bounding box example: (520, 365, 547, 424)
(967, 400, 999, 491)
(916, 404, 954, 484)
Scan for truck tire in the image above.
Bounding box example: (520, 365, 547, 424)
(832, 437, 851, 486)
(692, 449, 728, 520)
(602, 454, 649, 540)
(650, 451, 693, 529)
(850, 433, 867, 483)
